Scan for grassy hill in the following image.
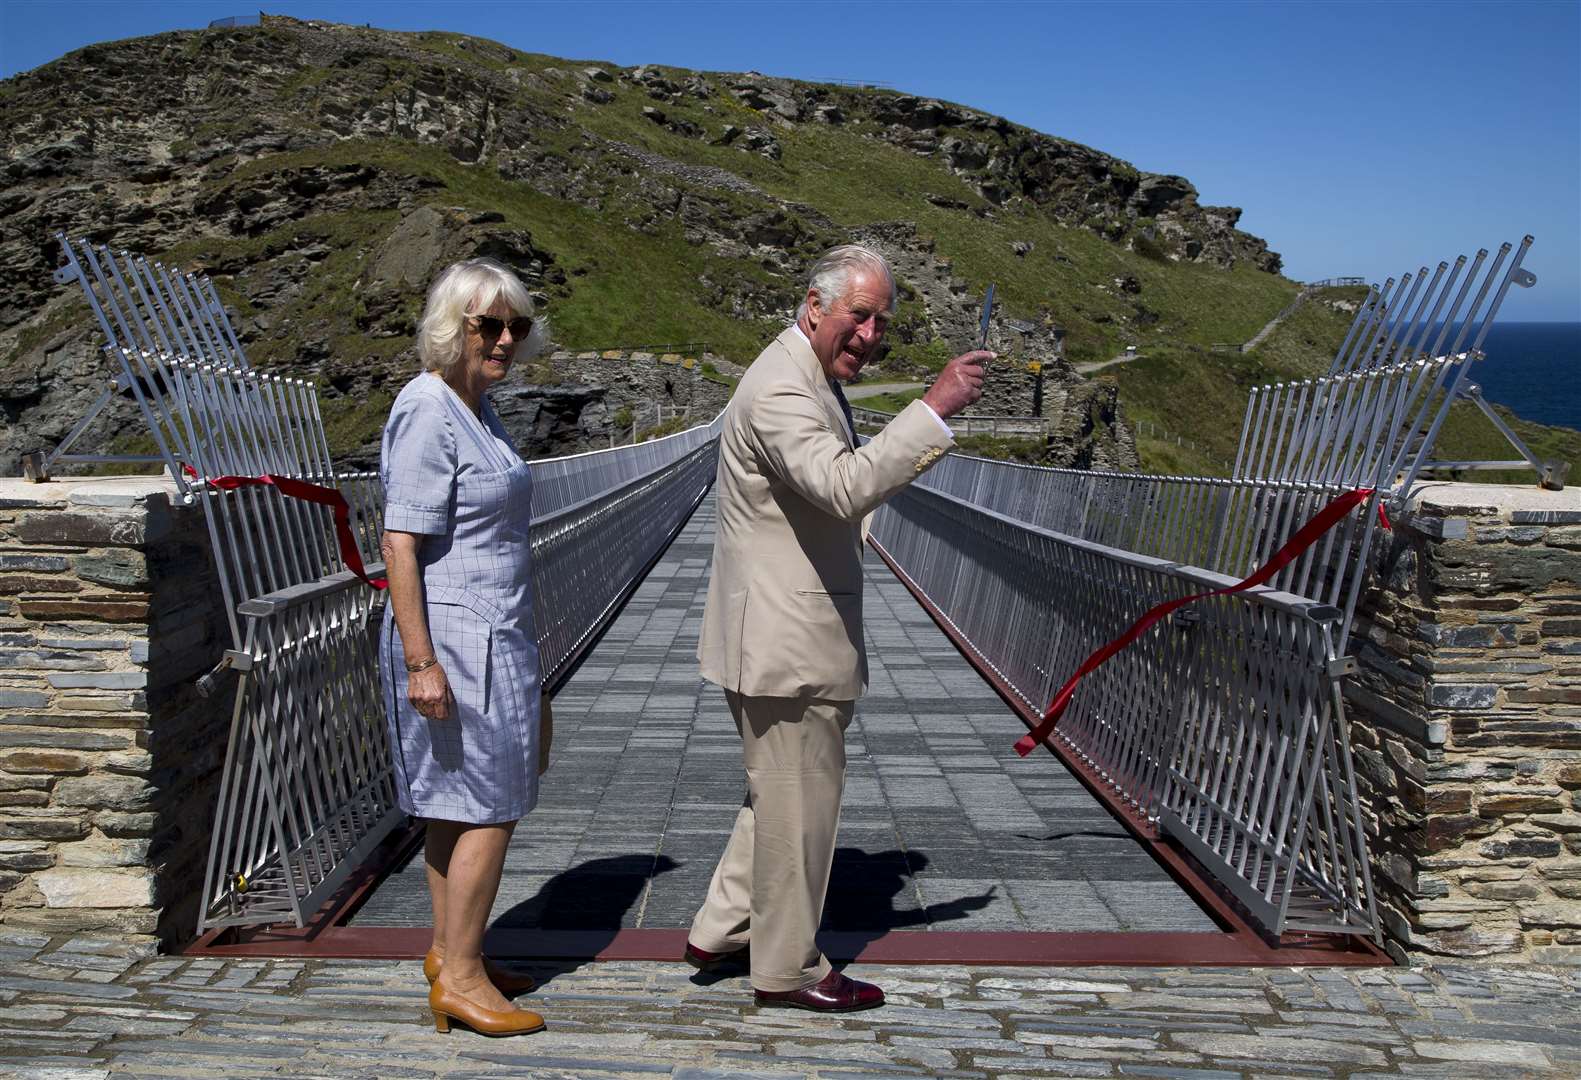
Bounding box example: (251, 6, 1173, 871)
(1105, 289, 1580, 483)
(1, 15, 1572, 481)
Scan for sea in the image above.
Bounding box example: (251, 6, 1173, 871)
(1472, 322, 1580, 431)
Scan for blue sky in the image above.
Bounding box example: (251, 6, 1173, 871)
(3, 0, 1577, 320)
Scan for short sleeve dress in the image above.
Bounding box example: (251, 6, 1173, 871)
(378, 373, 540, 825)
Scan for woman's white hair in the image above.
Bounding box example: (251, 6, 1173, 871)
(416, 258, 549, 376)
(796, 244, 897, 321)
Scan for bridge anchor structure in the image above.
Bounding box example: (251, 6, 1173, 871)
(34, 234, 1555, 963)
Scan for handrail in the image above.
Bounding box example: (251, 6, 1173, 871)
(918, 483, 1345, 623)
(236, 563, 387, 617)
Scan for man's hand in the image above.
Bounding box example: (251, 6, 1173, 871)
(921, 350, 994, 419)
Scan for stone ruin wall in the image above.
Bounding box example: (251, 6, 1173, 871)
(904, 358, 1139, 473)
(492, 348, 736, 455)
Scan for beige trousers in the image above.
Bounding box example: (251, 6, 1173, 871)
(688, 691, 854, 992)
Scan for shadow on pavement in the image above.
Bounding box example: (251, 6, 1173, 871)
(490, 853, 679, 986)
(691, 847, 997, 985)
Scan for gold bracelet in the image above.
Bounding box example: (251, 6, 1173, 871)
(405, 655, 438, 673)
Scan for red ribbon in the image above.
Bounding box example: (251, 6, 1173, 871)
(1014, 487, 1388, 758)
(183, 465, 387, 590)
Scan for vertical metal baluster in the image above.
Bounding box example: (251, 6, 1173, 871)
(260, 370, 334, 577)
(150, 261, 212, 361)
(198, 275, 250, 369)
(95, 246, 161, 358)
(77, 243, 143, 355)
(1378, 265, 1441, 371)
(135, 258, 200, 360)
(1327, 285, 1379, 376)
(168, 267, 229, 365)
(119, 254, 181, 358)
(1330, 276, 1396, 376)
(1397, 260, 1458, 364)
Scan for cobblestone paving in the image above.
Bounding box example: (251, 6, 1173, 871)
(355, 496, 1212, 935)
(1, 931, 1578, 1078)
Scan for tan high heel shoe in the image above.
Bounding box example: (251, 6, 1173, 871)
(423, 948, 537, 994)
(429, 980, 546, 1036)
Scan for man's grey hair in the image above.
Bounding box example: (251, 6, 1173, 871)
(796, 244, 897, 321)
(416, 257, 550, 376)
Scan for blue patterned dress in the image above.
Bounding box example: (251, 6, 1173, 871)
(378, 373, 540, 824)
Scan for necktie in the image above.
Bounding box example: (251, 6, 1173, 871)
(829, 379, 856, 445)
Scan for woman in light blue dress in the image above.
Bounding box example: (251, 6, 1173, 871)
(378, 258, 551, 1038)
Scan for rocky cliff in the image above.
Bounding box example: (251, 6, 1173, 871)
(0, 15, 1293, 471)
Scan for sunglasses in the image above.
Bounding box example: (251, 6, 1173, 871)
(466, 314, 534, 340)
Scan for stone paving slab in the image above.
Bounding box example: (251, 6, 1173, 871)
(0, 932, 1577, 1077)
(354, 496, 1213, 936)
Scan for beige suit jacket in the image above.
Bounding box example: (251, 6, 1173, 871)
(698, 327, 955, 700)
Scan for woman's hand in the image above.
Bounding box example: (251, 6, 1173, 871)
(407, 661, 455, 721)
(538, 691, 554, 776)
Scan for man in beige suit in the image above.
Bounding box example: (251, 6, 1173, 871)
(687, 245, 990, 1011)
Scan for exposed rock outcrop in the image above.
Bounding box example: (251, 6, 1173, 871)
(0, 15, 1286, 470)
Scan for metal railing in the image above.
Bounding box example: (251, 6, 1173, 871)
(1320, 237, 1559, 488)
(530, 419, 721, 695)
(48, 236, 723, 932)
(851, 405, 1051, 438)
(50, 231, 1546, 942)
(870, 239, 1543, 940)
(870, 485, 1373, 936)
(31, 238, 251, 486)
(200, 417, 720, 931)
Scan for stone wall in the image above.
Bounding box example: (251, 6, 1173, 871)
(2, 473, 1576, 961)
(1348, 482, 1581, 964)
(493, 348, 735, 453)
(0, 477, 228, 947)
(969, 359, 1046, 418)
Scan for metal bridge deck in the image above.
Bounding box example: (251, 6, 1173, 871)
(349, 494, 1215, 939)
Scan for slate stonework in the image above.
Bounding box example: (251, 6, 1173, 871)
(0, 477, 228, 947)
(2, 474, 1576, 963)
(1348, 483, 1581, 964)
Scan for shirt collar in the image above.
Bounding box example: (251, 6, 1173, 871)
(790, 323, 842, 391)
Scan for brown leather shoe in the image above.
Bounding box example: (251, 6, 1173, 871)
(754, 969, 884, 1012)
(683, 941, 749, 973)
(423, 949, 536, 995)
(429, 981, 546, 1036)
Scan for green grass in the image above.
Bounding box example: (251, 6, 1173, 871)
(20, 31, 1461, 473)
(141, 38, 1303, 381)
(857, 388, 926, 413)
(320, 387, 396, 452)
(554, 76, 1299, 368)
(1105, 346, 1264, 475)
(1112, 286, 1581, 483)
(950, 434, 1051, 464)
(212, 139, 790, 360)
(160, 207, 402, 368)
(1428, 399, 1580, 487)
(640, 415, 693, 441)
